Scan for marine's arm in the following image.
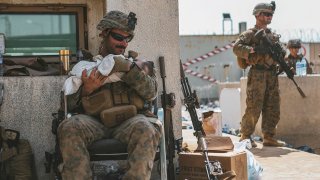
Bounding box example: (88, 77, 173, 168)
(233, 30, 255, 59)
(63, 68, 109, 113)
(121, 64, 157, 101)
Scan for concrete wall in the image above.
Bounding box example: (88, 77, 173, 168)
(240, 75, 320, 153)
(0, 0, 181, 179)
(180, 35, 241, 100)
(0, 76, 66, 180)
(308, 43, 320, 74)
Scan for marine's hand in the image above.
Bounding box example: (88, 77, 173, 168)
(134, 59, 155, 75)
(81, 68, 108, 96)
(134, 59, 145, 69)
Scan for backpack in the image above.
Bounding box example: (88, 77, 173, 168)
(0, 127, 35, 180)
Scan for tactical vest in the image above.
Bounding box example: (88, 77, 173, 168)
(236, 27, 278, 69)
(81, 81, 146, 128)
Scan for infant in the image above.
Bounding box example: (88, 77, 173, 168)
(62, 54, 131, 95)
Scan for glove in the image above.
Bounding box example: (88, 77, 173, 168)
(253, 45, 270, 55)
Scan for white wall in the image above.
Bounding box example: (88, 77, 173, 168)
(220, 88, 241, 130)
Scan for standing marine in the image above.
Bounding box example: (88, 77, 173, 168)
(233, 1, 286, 148)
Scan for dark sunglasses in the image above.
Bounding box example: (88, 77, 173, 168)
(261, 12, 273, 17)
(109, 32, 133, 43)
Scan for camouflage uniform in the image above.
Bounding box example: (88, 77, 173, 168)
(233, 26, 282, 139)
(58, 66, 161, 180)
(285, 39, 312, 74)
(233, 2, 287, 146)
(57, 11, 161, 180)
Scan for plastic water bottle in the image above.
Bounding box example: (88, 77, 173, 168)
(300, 58, 307, 76)
(295, 60, 302, 76)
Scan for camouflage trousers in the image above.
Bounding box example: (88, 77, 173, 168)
(241, 68, 280, 137)
(58, 114, 162, 180)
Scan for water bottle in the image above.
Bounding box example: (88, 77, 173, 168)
(295, 60, 302, 76)
(300, 58, 307, 76)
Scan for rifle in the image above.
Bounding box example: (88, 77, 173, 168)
(254, 29, 306, 98)
(179, 61, 219, 180)
(159, 56, 177, 180)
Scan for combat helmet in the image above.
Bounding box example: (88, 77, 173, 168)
(97, 10, 137, 37)
(287, 39, 302, 48)
(253, 1, 276, 16)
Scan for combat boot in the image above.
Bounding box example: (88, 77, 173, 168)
(239, 134, 257, 148)
(263, 135, 285, 147)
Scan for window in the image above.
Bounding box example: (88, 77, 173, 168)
(0, 4, 87, 58)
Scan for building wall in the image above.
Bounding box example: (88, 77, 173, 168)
(0, 0, 181, 179)
(308, 43, 320, 73)
(180, 35, 242, 101)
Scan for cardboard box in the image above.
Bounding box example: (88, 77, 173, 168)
(178, 151, 247, 180)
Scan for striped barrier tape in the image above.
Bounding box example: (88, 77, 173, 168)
(183, 66, 218, 84)
(183, 43, 234, 66)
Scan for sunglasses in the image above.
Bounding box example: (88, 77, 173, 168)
(109, 32, 133, 43)
(261, 12, 273, 17)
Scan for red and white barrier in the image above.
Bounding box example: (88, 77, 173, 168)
(183, 43, 234, 66)
(184, 66, 217, 84)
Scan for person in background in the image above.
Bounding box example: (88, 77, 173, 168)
(233, 1, 285, 148)
(285, 39, 312, 74)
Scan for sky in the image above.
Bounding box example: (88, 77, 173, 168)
(179, 0, 320, 42)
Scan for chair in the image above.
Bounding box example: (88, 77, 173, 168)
(88, 138, 128, 161)
(87, 120, 167, 179)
